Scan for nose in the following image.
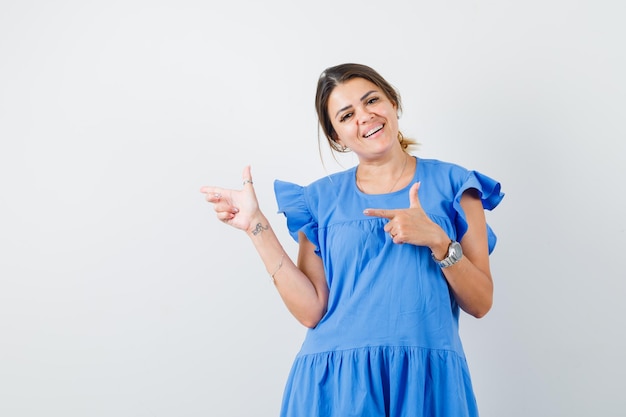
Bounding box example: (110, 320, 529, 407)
(358, 109, 374, 123)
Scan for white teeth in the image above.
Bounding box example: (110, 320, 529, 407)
(364, 125, 383, 138)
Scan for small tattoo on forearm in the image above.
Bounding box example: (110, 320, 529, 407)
(251, 223, 269, 235)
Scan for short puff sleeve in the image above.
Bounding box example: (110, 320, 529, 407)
(274, 180, 320, 255)
(453, 170, 504, 254)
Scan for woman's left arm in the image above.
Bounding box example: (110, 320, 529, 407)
(435, 188, 493, 318)
(364, 183, 494, 318)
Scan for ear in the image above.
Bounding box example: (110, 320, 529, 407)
(332, 133, 348, 151)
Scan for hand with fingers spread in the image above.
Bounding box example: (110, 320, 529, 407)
(200, 165, 261, 232)
(363, 182, 449, 253)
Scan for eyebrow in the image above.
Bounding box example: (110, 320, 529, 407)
(334, 90, 377, 118)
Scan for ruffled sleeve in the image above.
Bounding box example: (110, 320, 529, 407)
(274, 180, 320, 255)
(453, 170, 504, 254)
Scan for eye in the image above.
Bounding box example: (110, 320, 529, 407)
(339, 112, 353, 122)
(366, 97, 379, 105)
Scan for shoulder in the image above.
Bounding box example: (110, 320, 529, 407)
(419, 158, 471, 183)
(275, 167, 356, 208)
(419, 157, 504, 210)
(419, 157, 467, 172)
(303, 166, 356, 195)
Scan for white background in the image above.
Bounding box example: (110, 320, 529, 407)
(1, 1, 625, 416)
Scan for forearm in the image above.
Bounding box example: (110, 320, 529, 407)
(439, 257, 493, 318)
(428, 192, 494, 318)
(246, 213, 327, 327)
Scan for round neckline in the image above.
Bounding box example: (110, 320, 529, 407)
(353, 156, 419, 197)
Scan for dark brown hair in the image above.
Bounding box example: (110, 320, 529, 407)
(314, 63, 417, 153)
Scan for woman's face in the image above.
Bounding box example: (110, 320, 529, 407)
(326, 77, 399, 160)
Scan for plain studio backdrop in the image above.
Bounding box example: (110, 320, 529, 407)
(1, 1, 624, 416)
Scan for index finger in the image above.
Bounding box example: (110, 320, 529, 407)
(200, 186, 222, 195)
(363, 208, 396, 219)
(200, 186, 225, 202)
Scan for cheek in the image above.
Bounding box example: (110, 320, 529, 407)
(336, 128, 354, 143)
(330, 123, 347, 141)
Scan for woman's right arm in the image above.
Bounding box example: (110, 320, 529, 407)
(246, 217, 328, 328)
(200, 166, 328, 328)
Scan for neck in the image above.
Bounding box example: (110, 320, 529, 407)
(356, 153, 413, 194)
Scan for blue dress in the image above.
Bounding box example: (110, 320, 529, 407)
(273, 157, 504, 417)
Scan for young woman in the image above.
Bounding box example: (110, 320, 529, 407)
(201, 63, 504, 417)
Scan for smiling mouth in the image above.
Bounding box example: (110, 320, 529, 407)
(364, 124, 384, 138)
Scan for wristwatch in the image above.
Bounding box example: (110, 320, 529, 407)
(432, 240, 463, 268)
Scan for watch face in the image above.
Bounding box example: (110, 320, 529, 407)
(433, 241, 462, 267)
(449, 241, 462, 261)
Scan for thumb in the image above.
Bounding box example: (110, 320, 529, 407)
(409, 182, 422, 208)
(242, 165, 253, 187)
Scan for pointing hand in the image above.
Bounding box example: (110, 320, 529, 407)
(363, 182, 441, 246)
(200, 165, 260, 231)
